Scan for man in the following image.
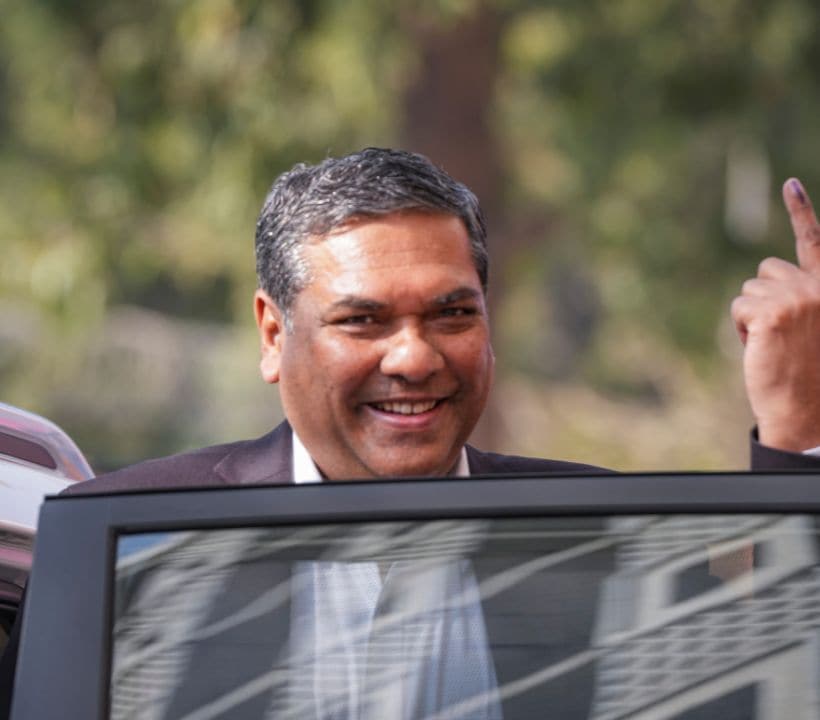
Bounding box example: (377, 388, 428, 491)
(4, 149, 820, 718)
(60, 148, 611, 495)
(52, 150, 820, 489)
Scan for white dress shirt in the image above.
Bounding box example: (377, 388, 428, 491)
(282, 432, 501, 720)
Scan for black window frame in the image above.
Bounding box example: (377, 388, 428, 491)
(11, 470, 820, 720)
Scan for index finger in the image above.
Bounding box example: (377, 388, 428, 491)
(783, 177, 820, 274)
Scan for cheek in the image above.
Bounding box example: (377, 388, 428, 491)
(450, 335, 494, 384)
(289, 336, 380, 394)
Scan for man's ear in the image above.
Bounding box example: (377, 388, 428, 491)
(254, 289, 285, 384)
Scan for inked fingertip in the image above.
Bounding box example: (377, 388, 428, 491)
(788, 178, 807, 205)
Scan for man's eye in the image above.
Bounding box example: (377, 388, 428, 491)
(439, 307, 476, 318)
(339, 315, 375, 325)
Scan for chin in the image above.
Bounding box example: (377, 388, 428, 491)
(369, 455, 456, 479)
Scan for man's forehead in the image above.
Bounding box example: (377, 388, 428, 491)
(310, 222, 475, 277)
(289, 217, 481, 310)
(315, 209, 467, 240)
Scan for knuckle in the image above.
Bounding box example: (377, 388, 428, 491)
(765, 286, 820, 327)
(758, 257, 778, 276)
(731, 294, 755, 316)
(742, 278, 758, 294)
(730, 296, 745, 317)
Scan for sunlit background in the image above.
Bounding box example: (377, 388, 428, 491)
(2, 0, 819, 472)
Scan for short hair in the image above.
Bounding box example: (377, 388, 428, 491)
(254, 147, 488, 318)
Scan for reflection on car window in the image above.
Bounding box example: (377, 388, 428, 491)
(110, 515, 818, 719)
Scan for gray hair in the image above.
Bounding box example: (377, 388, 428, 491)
(254, 147, 488, 320)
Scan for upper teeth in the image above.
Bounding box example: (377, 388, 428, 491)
(374, 400, 437, 415)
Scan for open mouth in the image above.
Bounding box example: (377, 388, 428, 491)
(368, 399, 441, 416)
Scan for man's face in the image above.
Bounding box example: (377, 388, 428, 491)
(254, 211, 494, 480)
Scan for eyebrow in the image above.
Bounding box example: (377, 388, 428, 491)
(327, 297, 387, 313)
(431, 287, 483, 306)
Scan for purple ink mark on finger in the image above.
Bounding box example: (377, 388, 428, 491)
(790, 179, 807, 205)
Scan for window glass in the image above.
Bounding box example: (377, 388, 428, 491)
(111, 515, 820, 719)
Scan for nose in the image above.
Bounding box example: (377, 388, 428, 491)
(379, 324, 445, 383)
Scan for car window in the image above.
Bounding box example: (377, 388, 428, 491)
(108, 513, 815, 719)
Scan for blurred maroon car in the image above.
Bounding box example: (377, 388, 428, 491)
(0, 403, 92, 654)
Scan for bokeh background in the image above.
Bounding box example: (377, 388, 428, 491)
(2, 0, 819, 472)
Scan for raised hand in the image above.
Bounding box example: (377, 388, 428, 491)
(731, 178, 820, 452)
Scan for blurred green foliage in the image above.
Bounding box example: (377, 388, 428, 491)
(1, 0, 819, 470)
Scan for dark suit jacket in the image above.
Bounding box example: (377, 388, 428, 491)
(2, 423, 817, 719)
(59, 420, 609, 495)
(57, 421, 815, 498)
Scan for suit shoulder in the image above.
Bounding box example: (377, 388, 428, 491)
(466, 446, 613, 475)
(61, 438, 255, 495)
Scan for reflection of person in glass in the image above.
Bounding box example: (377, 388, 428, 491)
(4, 149, 820, 720)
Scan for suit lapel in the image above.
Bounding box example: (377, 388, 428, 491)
(213, 420, 294, 486)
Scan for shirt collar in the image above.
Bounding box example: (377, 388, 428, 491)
(291, 430, 470, 484)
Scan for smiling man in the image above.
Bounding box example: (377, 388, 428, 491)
(60, 148, 611, 494)
(252, 152, 505, 482)
(246, 148, 608, 483)
(6, 148, 820, 720)
(48, 148, 820, 488)
(254, 210, 494, 480)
